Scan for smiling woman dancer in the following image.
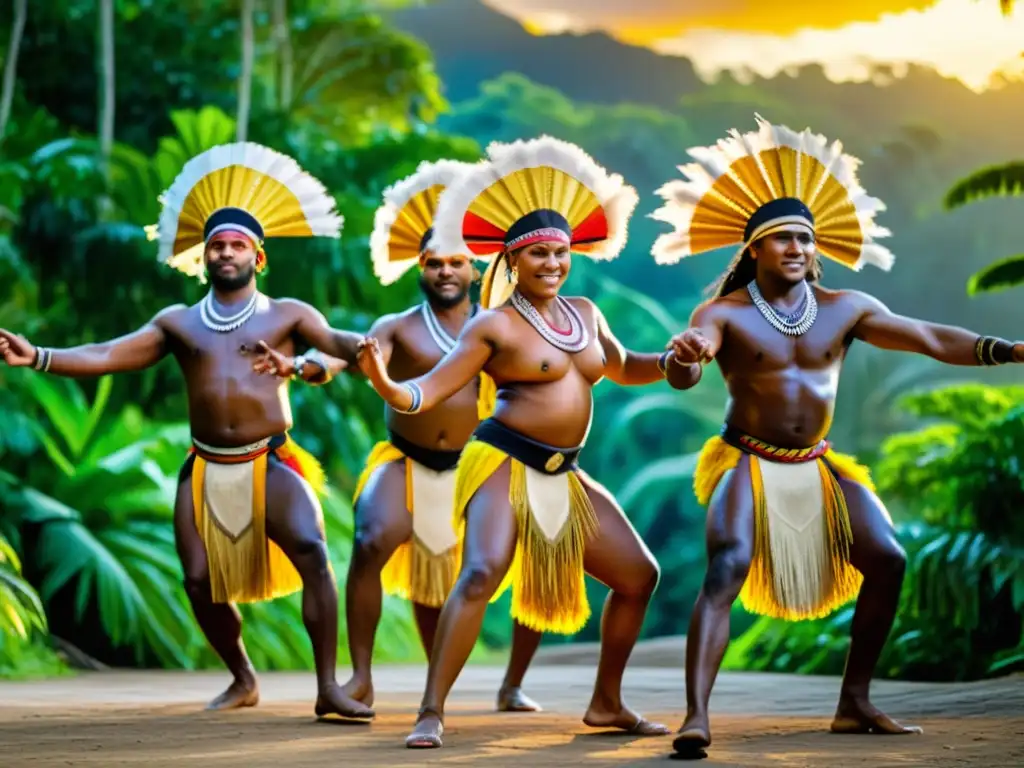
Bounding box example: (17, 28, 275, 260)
(356, 136, 674, 749)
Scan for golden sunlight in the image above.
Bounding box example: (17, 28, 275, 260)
(485, 0, 1024, 92)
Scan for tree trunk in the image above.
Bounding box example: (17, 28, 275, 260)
(97, 0, 115, 218)
(237, 0, 255, 141)
(272, 0, 293, 112)
(0, 0, 28, 143)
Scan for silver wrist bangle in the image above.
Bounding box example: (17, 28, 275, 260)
(290, 355, 307, 380)
(33, 347, 52, 372)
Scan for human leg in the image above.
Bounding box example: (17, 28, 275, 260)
(673, 456, 755, 753)
(830, 475, 920, 735)
(264, 460, 371, 719)
(577, 472, 669, 736)
(341, 459, 412, 707)
(174, 459, 258, 710)
(406, 462, 518, 748)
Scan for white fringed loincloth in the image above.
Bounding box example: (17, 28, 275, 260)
(757, 458, 833, 615)
(523, 466, 572, 542)
(408, 461, 459, 555)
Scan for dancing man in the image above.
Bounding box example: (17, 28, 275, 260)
(0, 143, 371, 718)
(648, 115, 1024, 756)
(256, 158, 545, 716)
(356, 136, 674, 748)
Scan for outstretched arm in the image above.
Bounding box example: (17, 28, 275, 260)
(0, 307, 177, 377)
(592, 302, 669, 386)
(283, 299, 364, 366)
(663, 301, 723, 391)
(253, 315, 398, 385)
(851, 292, 1023, 366)
(358, 312, 495, 413)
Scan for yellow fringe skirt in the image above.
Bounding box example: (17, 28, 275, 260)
(695, 434, 875, 621)
(453, 440, 599, 635)
(353, 441, 460, 609)
(190, 436, 325, 605)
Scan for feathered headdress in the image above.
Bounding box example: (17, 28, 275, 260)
(368, 158, 479, 285)
(429, 135, 638, 309)
(649, 115, 894, 272)
(148, 142, 343, 282)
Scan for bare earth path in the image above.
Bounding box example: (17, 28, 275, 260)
(1, 640, 1021, 767)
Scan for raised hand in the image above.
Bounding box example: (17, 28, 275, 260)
(668, 328, 713, 365)
(0, 329, 37, 367)
(251, 340, 295, 378)
(357, 336, 386, 382)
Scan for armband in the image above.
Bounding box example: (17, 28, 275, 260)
(975, 336, 1013, 365)
(396, 382, 424, 414)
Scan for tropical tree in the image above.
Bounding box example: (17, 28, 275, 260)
(0, 0, 26, 141)
(940, 0, 1022, 295)
(944, 163, 1024, 295)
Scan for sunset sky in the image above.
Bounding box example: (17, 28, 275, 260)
(483, 0, 1024, 91)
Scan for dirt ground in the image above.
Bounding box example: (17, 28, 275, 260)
(1, 639, 1021, 767)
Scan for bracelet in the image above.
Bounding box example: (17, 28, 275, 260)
(305, 348, 333, 384)
(33, 347, 52, 372)
(657, 350, 671, 376)
(975, 336, 1013, 365)
(290, 354, 307, 380)
(397, 382, 424, 414)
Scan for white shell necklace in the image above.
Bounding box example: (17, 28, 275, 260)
(747, 280, 817, 337)
(200, 291, 261, 333)
(421, 302, 477, 355)
(510, 290, 589, 353)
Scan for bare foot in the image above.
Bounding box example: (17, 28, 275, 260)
(405, 710, 444, 749)
(583, 701, 671, 736)
(314, 682, 375, 720)
(339, 676, 375, 708)
(672, 712, 711, 756)
(831, 697, 923, 735)
(496, 685, 542, 712)
(206, 676, 259, 711)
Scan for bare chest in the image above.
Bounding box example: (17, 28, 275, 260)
(720, 304, 856, 372)
(168, 309, 296, 376)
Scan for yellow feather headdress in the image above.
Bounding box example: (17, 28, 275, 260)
(368, 159, 479, 286)
(650, 115, 894, 272)
(148, 142, 343, 282)
(429, 135, 638, 309)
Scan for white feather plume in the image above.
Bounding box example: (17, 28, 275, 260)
(369, 158, 474, 285)
(650, 114, 895, 272)
(429, 135, 638, 262)
(151, 142, 343, 279)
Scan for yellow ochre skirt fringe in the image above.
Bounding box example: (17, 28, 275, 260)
(190, 436, 326, 605)
(695, 435, 875, 621)
(353, 441, 459, 609)
(452, 440, 599, 635)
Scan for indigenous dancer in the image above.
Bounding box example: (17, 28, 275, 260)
(0, 142, 374, 718)
(255, 159, 545, 716)
(648, 115, 1024, 756)
(356, 136, 674, 749)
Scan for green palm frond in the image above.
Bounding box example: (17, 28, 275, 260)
(967, 253, 1024, 295)
(944, 161, 1024, 209)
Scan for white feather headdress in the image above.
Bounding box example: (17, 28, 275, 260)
(649, 114, 894, 272)
(147, 142, 343, 281)
(428, 135, 638, 308)
(368, 159, 477, 286)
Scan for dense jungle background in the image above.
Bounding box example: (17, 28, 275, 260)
(1, 0, 1022, 684)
